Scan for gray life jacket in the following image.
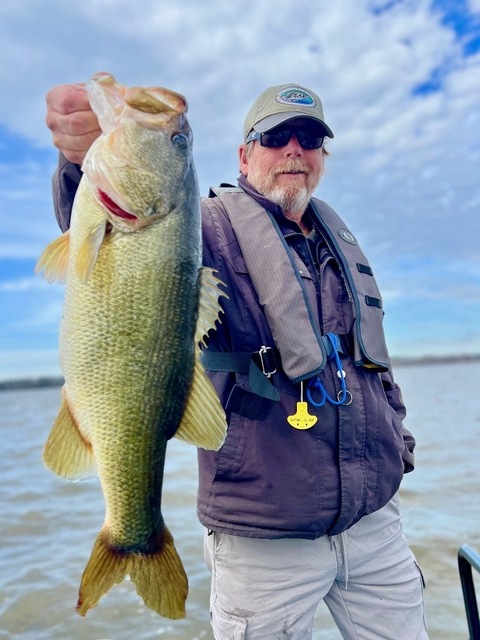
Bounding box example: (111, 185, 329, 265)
(208, 187, 390, 381)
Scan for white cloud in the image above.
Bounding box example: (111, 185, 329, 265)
(0, 0, 479, 378)
(467, 0, 480, 13)
(0, 277, 48, 292)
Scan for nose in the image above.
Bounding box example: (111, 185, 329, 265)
(283, 134, 303, 157)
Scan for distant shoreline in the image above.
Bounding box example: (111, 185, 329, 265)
(391, 353, 480, 367)
(1, 353, 479, 391)
(0, 376, 64, 391)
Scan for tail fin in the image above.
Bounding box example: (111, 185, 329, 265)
(76, 526, 188, 619)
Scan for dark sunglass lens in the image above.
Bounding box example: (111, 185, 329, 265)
(297, 130, 325, 149)
(259, 127, 325, 149)
(261, 129, 292, 147)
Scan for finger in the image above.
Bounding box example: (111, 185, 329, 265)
(51, 127, 101, 152)
(51, 127, 102, 165)
(46, 83, 92, 116)
(46, 109, 100, 137)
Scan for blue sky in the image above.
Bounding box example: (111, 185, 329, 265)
(0, 0, 479, 381)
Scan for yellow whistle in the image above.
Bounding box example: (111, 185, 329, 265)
(287, 401, 318, 430)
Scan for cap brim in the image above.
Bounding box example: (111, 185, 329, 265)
(253, 112, 334, 138)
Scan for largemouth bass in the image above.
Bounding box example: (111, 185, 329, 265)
(36, 73, 227, 620)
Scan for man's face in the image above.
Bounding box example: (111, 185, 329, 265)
(239, 118, 325, 214)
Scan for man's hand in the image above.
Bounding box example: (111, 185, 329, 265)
(45, 83, 101, 165)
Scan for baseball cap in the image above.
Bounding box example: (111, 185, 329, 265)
(243, 84, 334, 141)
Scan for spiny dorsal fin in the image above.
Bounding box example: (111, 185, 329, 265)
(35, 230, 71, 283)
(195, 267, 227, 346)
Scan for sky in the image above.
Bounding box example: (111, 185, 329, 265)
(0, 0, 479, 381)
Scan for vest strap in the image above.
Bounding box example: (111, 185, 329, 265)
(202, 334, 353, 420)
(200, 348, 280, 402)
(201, 335, 352, 415)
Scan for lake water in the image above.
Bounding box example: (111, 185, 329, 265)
(1, 361, 479, 639)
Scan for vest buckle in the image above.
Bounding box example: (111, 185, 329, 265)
(256, 346, 278, 378)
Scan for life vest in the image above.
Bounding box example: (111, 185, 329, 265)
(206, 187, 390, 381)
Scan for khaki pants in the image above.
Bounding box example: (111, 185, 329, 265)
(204, 494, 428, 639)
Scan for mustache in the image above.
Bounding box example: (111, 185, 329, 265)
(273, 160, 310, 176)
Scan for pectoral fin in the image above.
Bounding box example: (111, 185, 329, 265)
(43, 387, 96, 480)
(75, 222, 108, 282)
(35, 230, 70, 283)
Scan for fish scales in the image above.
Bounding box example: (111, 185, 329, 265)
(36, 73, 227, 620)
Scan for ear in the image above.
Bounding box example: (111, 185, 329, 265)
(238, 144, 249, 176)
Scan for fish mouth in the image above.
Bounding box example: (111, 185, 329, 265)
(98, 189, 137, 220)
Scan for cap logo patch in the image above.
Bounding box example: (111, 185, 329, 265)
(276, 87, 317, 108)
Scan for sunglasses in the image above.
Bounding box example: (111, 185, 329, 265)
(245, 126, 326, 150)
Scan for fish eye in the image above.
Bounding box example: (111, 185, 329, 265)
(171, 132, 188, 149)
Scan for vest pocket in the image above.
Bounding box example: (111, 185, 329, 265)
(212, 406, 251, 482)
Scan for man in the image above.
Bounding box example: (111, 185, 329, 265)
(45, 80, 428, 639)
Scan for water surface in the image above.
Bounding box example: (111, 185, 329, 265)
(1, 362, 478, 638)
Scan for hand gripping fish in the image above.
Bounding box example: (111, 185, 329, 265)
(36, 73, 227, 620)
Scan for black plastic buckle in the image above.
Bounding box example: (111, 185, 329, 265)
(256, 346, 277, 378)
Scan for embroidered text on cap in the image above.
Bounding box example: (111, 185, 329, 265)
(276, 87, 317, 108)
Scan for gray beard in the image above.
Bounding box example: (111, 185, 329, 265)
(262, 184, 311, 215)
(248, 159, 315, 215)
